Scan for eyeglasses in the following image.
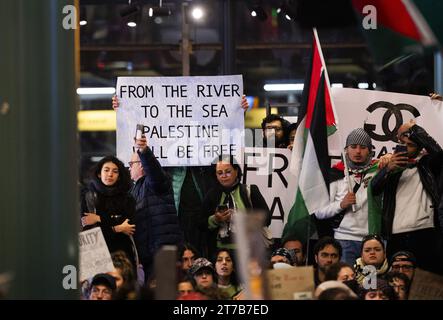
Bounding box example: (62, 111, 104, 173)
(128, 161, 141, 168)
(265, 126, 283, 132)
(392, 264, 415, 271)
(216, 169, 233, 177)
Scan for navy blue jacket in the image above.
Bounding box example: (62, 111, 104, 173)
(131, 147, 183, 277)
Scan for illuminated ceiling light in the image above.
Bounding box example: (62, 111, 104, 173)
(149, 6, 171, 17)
(358, 82, 369, 89)
(79, 6, 87, 26)
(149, 0, 171, 17)
(279, 2, 297, 21)
(76, 87, 116, 95)
(331, 83, 343, 88)
(250, 5, 267, 21)
(263, 83, 304, 91)
(127, 21, 137, 27)
(192, 7, 204, 20)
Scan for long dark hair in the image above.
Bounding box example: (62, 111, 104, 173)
(213, 248, 240, 288)
(91, 155, 132, 192)
(178, 243, 200, 262)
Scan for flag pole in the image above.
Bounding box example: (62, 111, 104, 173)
(342, 150, 356, 212)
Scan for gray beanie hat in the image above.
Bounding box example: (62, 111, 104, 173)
(345, 128, 372, 149)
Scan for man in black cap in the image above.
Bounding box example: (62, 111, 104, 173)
(389, 251, 417, 281)
(88, 273, 116, 300)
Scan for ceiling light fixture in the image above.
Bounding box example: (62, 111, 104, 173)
(263, 83, 304, 91)
(149, 0, 171, 17)
(250, 5, 267, 21)
(279, 1, 297, 21)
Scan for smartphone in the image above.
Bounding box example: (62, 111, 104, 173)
(135, 124, 144, 139)
(216, 204, 228, 212)
(394, 144, 408, 154)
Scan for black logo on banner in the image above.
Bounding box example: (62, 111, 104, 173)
(363, 101, 420, 142)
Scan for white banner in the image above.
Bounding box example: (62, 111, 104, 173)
(79, 227, 115, 282)
(331, 88, 443, 157)
(116, 76, 244, 166)
(239, 148, 297, 239)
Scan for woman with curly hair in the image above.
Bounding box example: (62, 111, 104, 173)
(80, 156, 137, 270)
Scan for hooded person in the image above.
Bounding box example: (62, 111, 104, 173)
(314, 128, 383, 266)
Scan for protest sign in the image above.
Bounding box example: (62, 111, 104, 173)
(239, 147, 297, 239)
(409, 268, 443, 300)
(79, 227, 115, 282)
(266, 266, 314, 300)
(330, 88, 443, 157)
(116, 75, 244, 166)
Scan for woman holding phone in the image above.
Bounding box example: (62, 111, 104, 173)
(198, 155, 271, 258)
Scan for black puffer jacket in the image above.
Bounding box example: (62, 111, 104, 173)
(371, 124, 443, 238)
(131, 147, 183, 278)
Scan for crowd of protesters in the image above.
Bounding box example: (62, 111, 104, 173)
(79, 94, 443, 300)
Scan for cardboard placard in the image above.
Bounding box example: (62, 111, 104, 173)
(79, 227, 115, 282)
(266, 266, 314, 300)
(409, 268, 443, 300)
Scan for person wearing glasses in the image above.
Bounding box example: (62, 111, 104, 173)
(129, 135, 183, 282)
(389, 251, 417, 281)
(80, 156, 137, 272)
(198, 155, 271, 258)
(371, 120, 443, 274)
(261, 114, 291, 148)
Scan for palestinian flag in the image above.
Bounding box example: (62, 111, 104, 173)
(282, 29, 337, 245)
(352, 0, 441, 67)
